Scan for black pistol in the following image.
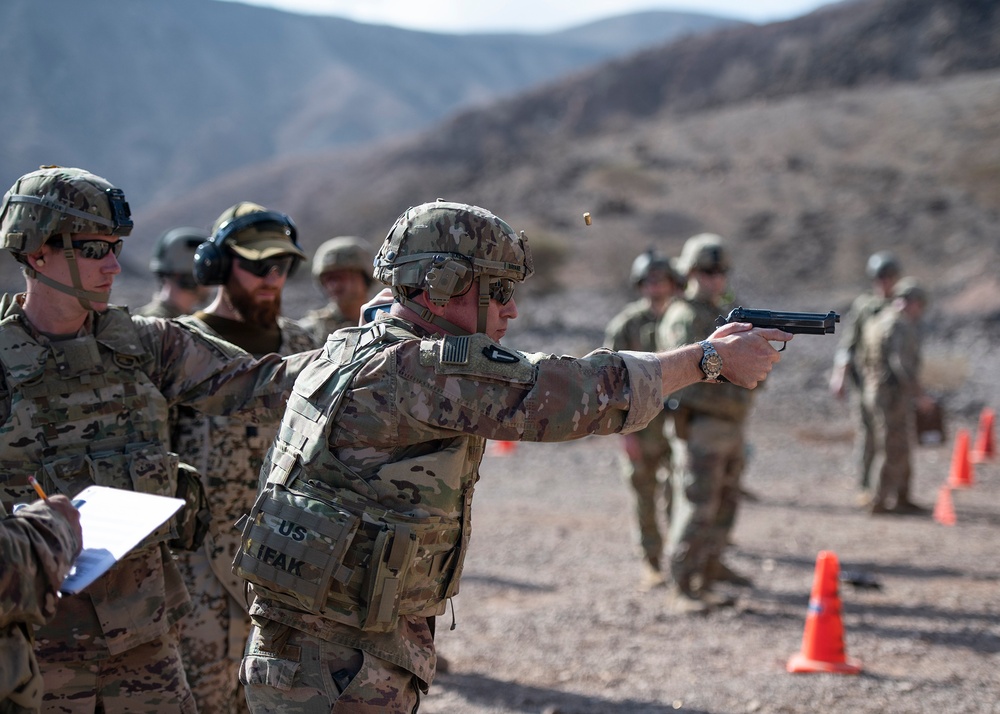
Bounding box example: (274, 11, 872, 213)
(715, 307, 840, 351)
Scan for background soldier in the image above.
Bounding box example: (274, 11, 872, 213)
(137, 226, 212, 318)
(299, 235, 375, 342)
(859, 277, 933, 515)
(829, 250, 902, 497)
(234, 201, 788, 713)
(0, 166, 317, 713)
(604, 250, 686, 591)
(1, 496, 81, 711)
(657, 233, 755, 614)
(172, 202, 318, 714)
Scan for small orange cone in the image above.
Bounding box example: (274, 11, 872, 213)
(971, 408, 996, 464)
(488, 440, 517, 456)
(787, 551, 862, 674)
(947, 429, 974, 489)
(933, 485, 956, 526)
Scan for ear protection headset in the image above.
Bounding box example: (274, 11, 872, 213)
(193, 210, 299, 286)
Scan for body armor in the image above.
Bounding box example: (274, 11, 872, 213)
(0, 305, 188, 660)
(234, 321, 480, 633)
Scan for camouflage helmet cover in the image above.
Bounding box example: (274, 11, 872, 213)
(677, 233, 729, 275)
(150, 226, 208, 275)
(0, 166, 133, 255)
(630, 250, 685, 288)
(373, 201, 534, 306)
(312, 236, 375, 284)
(866, 250, 901, 280)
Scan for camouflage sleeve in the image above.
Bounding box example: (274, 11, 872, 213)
(340, 334, 663, 446)
(0, 501, 80, 628)
(134, 317, 321, 424)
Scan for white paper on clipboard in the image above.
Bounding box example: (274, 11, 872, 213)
(60, 485, 184, 595)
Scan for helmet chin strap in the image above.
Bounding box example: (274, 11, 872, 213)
(398, 295, 471, 336)
(23, 235, 111, 311)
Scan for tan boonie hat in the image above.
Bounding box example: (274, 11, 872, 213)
(211, 201, 306, 261)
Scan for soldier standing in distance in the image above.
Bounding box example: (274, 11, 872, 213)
(657, 233, 756, 615)
(234, 201, 789, 712)
(829, 250, 901, 498)
(171, 203, 319, 713)
(299, 236, 376, 342)
(1, 495, 81, 712)
(859, 278, 933, 515)
(136, 227, 212, 318)
(0, 166, 319, 713)
(604, 250, 686, 592)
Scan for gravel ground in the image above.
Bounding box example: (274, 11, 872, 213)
(419, 334, 1000, 714)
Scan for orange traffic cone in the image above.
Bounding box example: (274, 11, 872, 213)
(488, 440, 517, 456)
(971, 408, 996, 464)
(787, 551, 862, 674)
(947, 429, 974, 489)
(933, 485, 956, 526)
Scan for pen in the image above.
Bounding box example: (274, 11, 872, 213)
(28, 476, 49, 501)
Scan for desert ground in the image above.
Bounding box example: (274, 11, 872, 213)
(419, 318, 1000, 714)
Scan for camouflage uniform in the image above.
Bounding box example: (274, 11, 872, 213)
(233, 201, 664, 712)
(299, 304, 354, 343)
(834, 292, 890, 490)
(860, 303, 922, 511)
(658, 294, 753, 595)
(1, 499, 80, 712)
(604, 298, 672, 571)
(172, 316, 317, 714)
(0, 297, 316, 713)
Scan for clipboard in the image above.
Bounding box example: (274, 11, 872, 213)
(60, 485, 184, 595)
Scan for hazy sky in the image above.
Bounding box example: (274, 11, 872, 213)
(217, 0, 838, 33)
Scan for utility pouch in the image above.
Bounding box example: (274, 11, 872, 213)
(361, 523, 418, 631)
(169, 462, 211, 551)
(233, 483, 359, 614)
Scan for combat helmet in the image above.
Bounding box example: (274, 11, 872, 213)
(630, 250, 685, 289)
(677, 233, 730, 275)
(866, 250, 901, 281)
(312, 236, 375, 286)
(0, 165, 133, 307)
(151, 227, 208, 282)
(373, 200, 533, 334)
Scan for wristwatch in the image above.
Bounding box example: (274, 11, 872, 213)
(698, 340, 723, 381)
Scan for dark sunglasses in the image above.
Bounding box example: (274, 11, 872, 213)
(487, 278, 516, 305)
(236, 255, 297, 278)
(70, 239, 124, 260)
(698, 267, 728, 277)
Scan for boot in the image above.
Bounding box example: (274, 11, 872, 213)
(705, 557, 753, 588)
(638, 556, 666, 592)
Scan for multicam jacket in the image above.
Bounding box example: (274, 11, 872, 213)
(172, 316, 318, 604)
(0, 295, 317, 663)
(0, 499, 80, 711)
(244, 313, 664, 688)
(299, 303, 355, 345)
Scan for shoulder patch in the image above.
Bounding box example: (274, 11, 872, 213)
(441, 335, 470, 365)
(426, 333, 536, 385)
(482, 345, 519, 364)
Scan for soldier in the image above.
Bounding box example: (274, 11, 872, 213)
(1, 496, 81, 711)
(299, 236, 376, 342)
(657, 233, 755, 614)
(172, 202, 318, 713)
(136, 227, 212, 318)
(0, 166, 318, 713)
(829, 250, 901, 496)
(604, 250, 686, 591)
(234, 201, 789, 712)
(859, 278, 932, 515)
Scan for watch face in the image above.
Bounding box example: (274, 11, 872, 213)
(700, 341, 723, 380)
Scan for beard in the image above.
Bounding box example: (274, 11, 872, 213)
(226, 279, 282, 327)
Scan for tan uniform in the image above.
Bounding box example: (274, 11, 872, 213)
(299, 304, 355, 344)
(860, 307, 922, 509)
(604, 297, 672, 568)
(236, 314, 664, 712)
(835, 292, 890, 489)
(658, 296, 753, 592)
(0, 500, 80, 712)
(0, 295, 317, 713)
(172, 316, 318, 714)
